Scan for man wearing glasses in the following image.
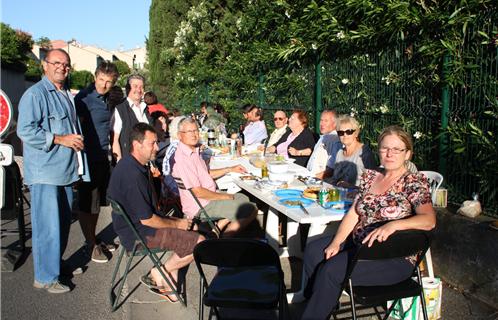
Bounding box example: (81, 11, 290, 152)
(267, 110, 289, 148)
(17, 49, 88, 293)
(171, 118, 258, 237)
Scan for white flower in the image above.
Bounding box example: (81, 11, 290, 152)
(379, 104, 389, 114)
(341, 78, 349, 84)
(312, 43, 317, 50)
(336, 31, 345, 39)
(350, 112, 356, 117)
(285, 10, 291, 18)
(413, 132, 423, 139)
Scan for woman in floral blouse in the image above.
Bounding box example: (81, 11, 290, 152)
(301, 125, 436, 320)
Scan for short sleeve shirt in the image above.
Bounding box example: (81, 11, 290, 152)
(171, 141, 217, 217)
(107, 155, 156, 251)
(352, 170, 432, 243)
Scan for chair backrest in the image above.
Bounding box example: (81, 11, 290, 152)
(342, 230, 432, 289)
(108, 197, 149, 249)
(194, 238, 281, 269)
(173, 176, 213, 223)
(355, 230, 432, 261)
(419, 171, 443, 204)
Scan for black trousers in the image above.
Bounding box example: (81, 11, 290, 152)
(301, 236, 414, 320)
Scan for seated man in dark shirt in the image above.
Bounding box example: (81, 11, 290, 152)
(108, 123, 204, 301)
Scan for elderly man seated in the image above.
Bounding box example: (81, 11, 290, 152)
(305, 110, 342, 179)
(108, 123, 204, 302)
(171, 118, 258, 237)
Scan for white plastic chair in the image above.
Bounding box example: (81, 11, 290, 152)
(419, 171, 443, 204)
(419, 170, 444, 279)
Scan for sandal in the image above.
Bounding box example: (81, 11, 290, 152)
(140, 275, 164, 290)
(197, 221, 221, 239)
(148, 287, 179, 303)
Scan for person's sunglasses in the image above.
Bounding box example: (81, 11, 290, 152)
(337, 129, 356, 136)
(274, 117, 285, 121)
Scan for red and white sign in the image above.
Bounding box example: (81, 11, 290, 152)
(0, 89, 13, 138)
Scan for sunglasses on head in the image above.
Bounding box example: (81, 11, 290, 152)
(337, 129, 356, 136)
(274, 117, 285, 121)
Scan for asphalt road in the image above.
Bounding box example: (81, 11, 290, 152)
(2, 201, 497, 320)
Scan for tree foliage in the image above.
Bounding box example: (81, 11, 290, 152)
(69, 70, 94, 90)
(35, 36, 52, 49)
(1, 23, 34, 71)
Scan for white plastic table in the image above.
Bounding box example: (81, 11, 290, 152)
(210, 156, 346, 302)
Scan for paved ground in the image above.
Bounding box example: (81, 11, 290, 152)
(2, 202, 497, 320)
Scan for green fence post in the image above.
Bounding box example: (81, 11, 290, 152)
(439, 53, 451, 177)
(314, 58, 323, 133)
(258, 68, 265, 107)
(205, 83, 210, 104)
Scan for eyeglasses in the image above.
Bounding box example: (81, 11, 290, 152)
(337, 129, 356, 136)
(45, 60, 71, 70)
(274, 117, 285, 121)
(379, 146, 406, 154)
(179, 129, 199, 134)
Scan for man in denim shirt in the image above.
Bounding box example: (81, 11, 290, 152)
(17, 49, 87, 293)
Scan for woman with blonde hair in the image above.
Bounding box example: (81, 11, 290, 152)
(328, 115, 377, 187)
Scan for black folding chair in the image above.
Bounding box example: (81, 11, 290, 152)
(173, 176, 221, 235)
(194, 238, 289, 320)
(334, 230, 432, 320)
(108, 198, 185, 311)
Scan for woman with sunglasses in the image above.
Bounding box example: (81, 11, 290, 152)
(301, 125, 436, 320)
(267, 110, 316, 167)
(328, 115, 376, 187)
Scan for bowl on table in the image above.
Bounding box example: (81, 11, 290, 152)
(269, 172, 295, 184)
(268, 161, 289, 174)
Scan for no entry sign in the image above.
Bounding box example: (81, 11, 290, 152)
(0, 89, 13, 138)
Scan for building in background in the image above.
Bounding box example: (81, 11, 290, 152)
(31, 40, 146, 73)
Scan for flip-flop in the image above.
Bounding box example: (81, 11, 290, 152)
(140, 275, 164, 290)
(148, 287, 179, 303)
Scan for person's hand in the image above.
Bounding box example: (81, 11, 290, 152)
(230, 165, 247, 174)
(54, 134, 84, 152)
(324, 241, 341, 260)
(257, 145, 265, 151)
(288, 147, 298, 156)
(150, 165, 161, 178)
(362, 221, 398, 247)
(266, 146, 276, 153)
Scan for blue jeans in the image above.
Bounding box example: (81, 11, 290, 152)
(301, 236, 414, 320)
(30, 184, 73, 284)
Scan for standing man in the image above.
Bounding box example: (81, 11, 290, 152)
(75, 61, 119, 263)
(17, 49, 86, 293)
(306, 110, 341, 179)
(111, 74, 151, 162)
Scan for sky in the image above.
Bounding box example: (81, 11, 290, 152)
(1, 0, 151, 51)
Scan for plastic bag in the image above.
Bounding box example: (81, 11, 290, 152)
(388, 277, 442, 320)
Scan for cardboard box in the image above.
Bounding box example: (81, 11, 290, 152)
(434, 189, 447, 208)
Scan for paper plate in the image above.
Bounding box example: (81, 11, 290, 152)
(278, 197, 314, 208)
(273, 189, 303, 198)
(323, 200, 352, 213)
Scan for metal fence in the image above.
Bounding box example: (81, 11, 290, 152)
(186, 13, 497, 216)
